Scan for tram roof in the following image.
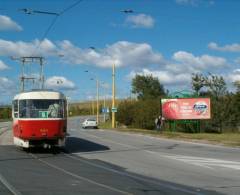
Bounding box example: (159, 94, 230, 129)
(13, 90, 66, 100)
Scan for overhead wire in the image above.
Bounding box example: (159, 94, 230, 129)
(32, 0, 83, 56)
(59, 0, 83, 15)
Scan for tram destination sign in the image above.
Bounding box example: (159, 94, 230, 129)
(161, 98, 211, 120)
(39, 111, 48, 118)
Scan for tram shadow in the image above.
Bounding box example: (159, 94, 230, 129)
(65, 136, 110, 153)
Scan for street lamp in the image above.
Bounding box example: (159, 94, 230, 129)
(88, 47, 117, 128)
(112, 63, 116, 128)
(85, 71, 99, 124)
(100, 81, 109, 122)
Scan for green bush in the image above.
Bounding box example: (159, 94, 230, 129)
(0, 107, 11, 119)
(117, 99, 160, 130)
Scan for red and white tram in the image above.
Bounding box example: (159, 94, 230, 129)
(12, 90, 67, 148)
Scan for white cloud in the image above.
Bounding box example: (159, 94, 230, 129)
(128, 68, 191, 85)
(0, 60, 9, 70)
(125, 14, 155, 28)
(59, 40, 163, 68)
(45, 76, 76, 90)
(0, 15, 22, 31)
(0, 39, 57, 57)
(0, 39, 163, 68)
(227, 69, 240, 83)
(0, 77, 16, 96)
(127, 51, 228, 90)
(208, 42, 240, 52)
(172, 51, 227, 70)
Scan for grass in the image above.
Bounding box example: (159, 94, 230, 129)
(99, 122, 240, 147)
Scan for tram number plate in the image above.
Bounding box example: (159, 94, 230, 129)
(39, 111, 48, 118)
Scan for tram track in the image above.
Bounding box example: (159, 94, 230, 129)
(27, 148, 201, 195)
(0, 129, 10, 137)
(28, 152, 132, 195)
(62, 152, 201, 195)
(0, 172, 22, 195)
(0, 126, 11, 136)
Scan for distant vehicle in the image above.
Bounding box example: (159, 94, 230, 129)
(82, 118, 98, 129)
(12, 90, 67, 149)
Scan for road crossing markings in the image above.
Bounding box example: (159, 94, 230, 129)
(64, 153, 202, 195)
(163, 154, 240, 170)
(79, 131, 240, 171)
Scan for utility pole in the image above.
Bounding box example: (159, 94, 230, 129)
(112, 63, 116, 128)
(92, 100, 95, 115)
(39, 57, 44, 89)
(96, 79, 99, 124)
(85, 70, 99, 123)
(20, 57, 25, 92)
(103, 84, 106, 122)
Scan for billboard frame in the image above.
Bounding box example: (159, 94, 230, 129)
(161, 90, 210, 132)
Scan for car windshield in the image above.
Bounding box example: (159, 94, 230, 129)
(87, 119, 96, 122)
(19, 99, 65, 118)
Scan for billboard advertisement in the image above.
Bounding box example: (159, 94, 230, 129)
(161, 98, 211, 120)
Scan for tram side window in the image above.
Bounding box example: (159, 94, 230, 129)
(13, 100, 18, 118)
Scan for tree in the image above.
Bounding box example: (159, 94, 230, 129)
(132, 74, 165, 100)
(191, 73, 236, 133)
(191, 73, 205, 95)
(233, 81, 240, 127)
(205, 74, 227, 98)
(234, 81, 240, 93)
(204, 74, 228, 133)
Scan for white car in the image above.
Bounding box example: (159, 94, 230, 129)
(82, 118, 98, 129)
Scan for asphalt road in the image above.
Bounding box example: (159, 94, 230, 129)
(0, 117, 239, 195)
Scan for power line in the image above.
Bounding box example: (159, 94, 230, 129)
(59, 0, 83, 15)
(32, 0, 83, 56)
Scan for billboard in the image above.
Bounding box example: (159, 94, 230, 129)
(161, 98, 211, 120)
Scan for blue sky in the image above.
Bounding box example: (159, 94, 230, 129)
(0, 0, 240, 104)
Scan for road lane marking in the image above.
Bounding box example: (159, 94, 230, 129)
(96, 128, 240, 150)
(0, 173, 22, 195)
(29, 153, 132, 195)
(79, 131, 240, 171)
(79, 131, 139, 149)
(64, 153, 202, 195)
(163, 154, 240, 170)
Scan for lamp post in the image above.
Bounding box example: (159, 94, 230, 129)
(96, 78, 99, 124)
(88, 46, 117, 128)
(112, 63, 116, 128)
(91, 98, 95, 115)
(99, 81, 108, 122)
(86, 70, 99, 124)
(90, 77, 99, 124)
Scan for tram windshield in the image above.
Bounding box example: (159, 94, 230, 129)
(19, 99, 65, 118)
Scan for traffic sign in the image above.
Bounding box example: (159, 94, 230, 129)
(102, 107, 110, 113)
(111, 107, 117, 112)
